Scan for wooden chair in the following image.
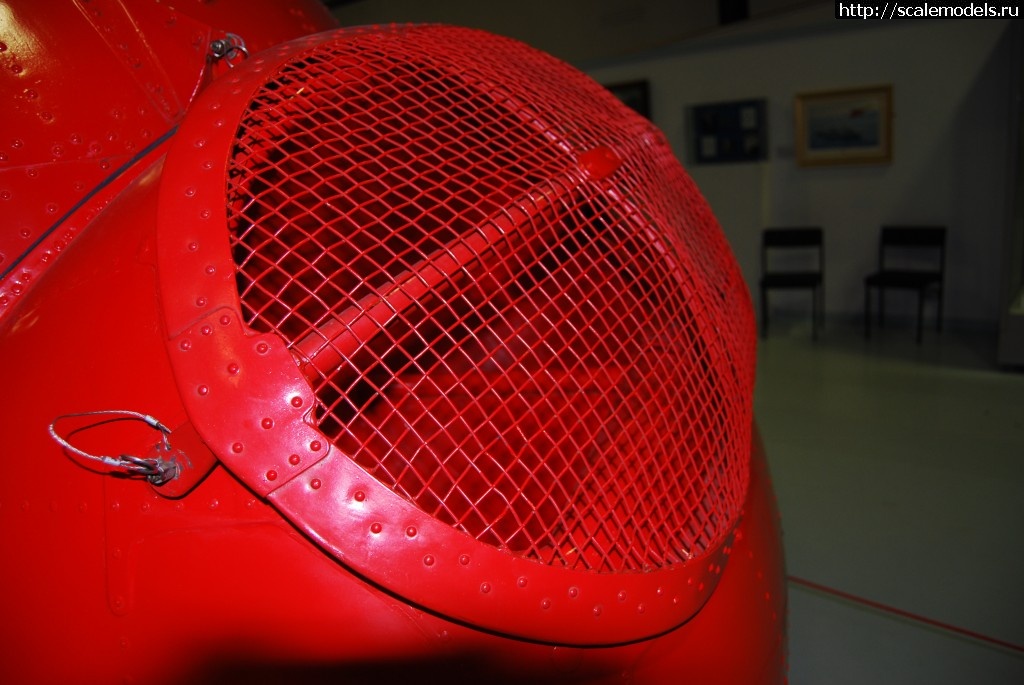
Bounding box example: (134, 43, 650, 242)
(864, 226, 946, 344)
(759, 227, 824, 340)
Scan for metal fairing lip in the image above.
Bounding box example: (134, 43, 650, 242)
(156, 25, 738, 645)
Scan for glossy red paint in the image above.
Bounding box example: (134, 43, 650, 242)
(0, 2, 786, 683)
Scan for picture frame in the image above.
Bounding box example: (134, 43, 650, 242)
(605, 80, 651, 119)
(794, 85, 892, 166)
(691, 98, 768, 164)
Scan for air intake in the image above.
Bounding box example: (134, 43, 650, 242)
(157, 24, 755, 645)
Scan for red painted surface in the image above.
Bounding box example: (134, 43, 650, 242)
(0, 2, 786, 683)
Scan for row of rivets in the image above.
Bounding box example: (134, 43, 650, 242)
(301, 476, 714, 622)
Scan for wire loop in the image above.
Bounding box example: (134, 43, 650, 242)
(48, 410, 180, 486)
(209, 33, 249, 67)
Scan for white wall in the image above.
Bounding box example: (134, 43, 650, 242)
(587, 14, 1018, 328)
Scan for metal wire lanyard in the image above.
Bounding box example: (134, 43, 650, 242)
(48, 410, 180, 486)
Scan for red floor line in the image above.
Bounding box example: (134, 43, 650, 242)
(787, 575, 1024, 655)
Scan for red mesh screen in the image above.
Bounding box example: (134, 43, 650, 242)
(225, 25, 754, 574)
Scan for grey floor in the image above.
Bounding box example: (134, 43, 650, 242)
(754, 317, 1024, 685)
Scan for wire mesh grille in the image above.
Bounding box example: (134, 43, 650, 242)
(225, 25, 754, 574)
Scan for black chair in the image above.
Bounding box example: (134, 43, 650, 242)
(759, 227, 824, 340)
(864, 226, 946, 344)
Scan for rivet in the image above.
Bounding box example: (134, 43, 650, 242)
(261, 417, 273, 429)
(231, 442, 243, 453)
(310, 478, 321, 489)
(256, 342, 269, 354)
(593, 605, 603, 617)
(227, 362, 240, 375)
(423, 555, 435, 567)
(288, 454, 301, 466)
(219, 314, 230, 325)
(637, 603, 646, 614)
(568, 587, 579, 599)
(541, 598, 552, 610)
(184, 186, 197, 197)
(353, 490, 365, 502)
(480, 582, 491, 594)
(459, 554, 470, 566)
(209, 499, 219, 510)
(405, 526, 417, 538)
(657, 586, 666, 595)
(187, 241, 199, 251)
(517, 576, 528, 588)
(617, 591, 627, 602)
(200, 324, 212, 335)
(195, 296, 207, 307)
(200, 209, 211, 220)
(266, 470, 278, 481)
(179, 339, 192, 351)
(197, 385, 209, 396)
(370, 522, 382, 534)
(310, 440, 322, 451)
(291, 396, 303, 408)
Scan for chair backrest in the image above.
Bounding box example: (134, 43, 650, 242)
(762, 227, 823, 274)
(878, 225, 946, 275)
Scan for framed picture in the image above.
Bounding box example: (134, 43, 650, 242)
(795, 85, 892, 166)
(692, 98, 768, 164)
(605, 80, 651, 119)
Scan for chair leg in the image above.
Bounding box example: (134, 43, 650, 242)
(812, 287, 819, 341)
(820, 282, 825, 334)
(916, 289, 925, 345)
(864, 285, 871, 339)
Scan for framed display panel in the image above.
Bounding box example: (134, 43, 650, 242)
(692, 99, 768, 164)
(795, 85, 892, 166)
(606, 80, 651, 118)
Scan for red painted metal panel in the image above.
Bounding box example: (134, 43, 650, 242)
(0, 2, 785, 682)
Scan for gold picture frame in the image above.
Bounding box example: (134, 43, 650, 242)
(795, 85, 892, 166)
